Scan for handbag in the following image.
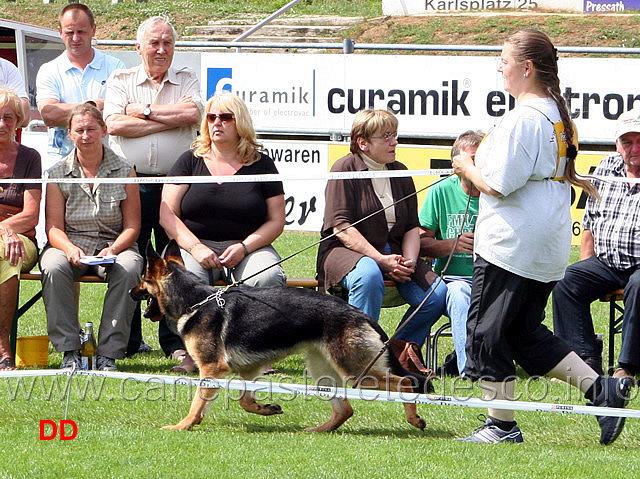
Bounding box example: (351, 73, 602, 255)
(0, 203, 36, 240)
(389, 338, 435, 378)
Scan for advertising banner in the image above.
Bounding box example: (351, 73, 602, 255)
(584, 0, 639, 12)
(205, 54, 618, 243)
(203, 53, 639, 144)
(262, 140, 327, 232)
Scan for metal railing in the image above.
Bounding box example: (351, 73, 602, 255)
(96, 38, 640, 56)
(231, 0, 305, 43)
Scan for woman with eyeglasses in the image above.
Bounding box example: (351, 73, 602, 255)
(160, 92, 286, 300)
(317, 109, 447, 370)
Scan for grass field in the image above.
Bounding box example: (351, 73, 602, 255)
(2, 231, 639, 478)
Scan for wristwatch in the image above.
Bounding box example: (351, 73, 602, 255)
(143, 104, 151, 120)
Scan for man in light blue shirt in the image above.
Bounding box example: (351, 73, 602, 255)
(36, 3, 124, 166)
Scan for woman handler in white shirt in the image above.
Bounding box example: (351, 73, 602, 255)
(452, 29, 631, 446)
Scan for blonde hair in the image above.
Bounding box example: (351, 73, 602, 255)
(0, 87, 25, 135)
(192, 93, 263, 166)
(350, 109, 399, 155)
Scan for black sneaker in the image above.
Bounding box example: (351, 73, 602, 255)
(96, 355, 118, 372)
(61, 350, 81, 370)
(457, 417, 523, 444)
(137, 340, 153, 354)
(437, 351, 459, 377)
(587, 376, 632, 445)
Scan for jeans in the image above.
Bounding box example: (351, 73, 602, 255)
(340, 255, 385, 320)
(552, 256, 640, 369)
(340, 254, 447, 347)
(444, 279, 472, 375)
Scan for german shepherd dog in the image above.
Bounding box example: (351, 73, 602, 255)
(130, 240, 431, 432)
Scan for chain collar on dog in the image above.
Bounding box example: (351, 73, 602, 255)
(187, 285, 231, 312)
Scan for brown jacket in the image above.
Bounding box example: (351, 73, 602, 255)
(316, 152, 436, 291)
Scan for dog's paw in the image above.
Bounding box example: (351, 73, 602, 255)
(260, 403, 283, 415)
(161, 423, 192, 431)
(409, 415, 426, 431)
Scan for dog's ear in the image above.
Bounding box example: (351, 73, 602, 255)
(145, 240, 167, 278)
(164, 239, 185, 266)
(146, 240, 160, 263)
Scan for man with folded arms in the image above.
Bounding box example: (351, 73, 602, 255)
(104, 15, 203, 371)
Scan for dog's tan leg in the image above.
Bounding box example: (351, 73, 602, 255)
(304, 398, 353, 432)
(163, 364, 225, 430)
(238, 391, 283, 416)
(235, 369, 283, 415)
(385, 374, 426, 431)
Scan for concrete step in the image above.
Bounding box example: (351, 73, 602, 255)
(204, 15, 364, 27)
(188, 24, 348, 38)
(185, 34, 342, 44)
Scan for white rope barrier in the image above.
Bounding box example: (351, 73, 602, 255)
(0, 170, 632, 186)
(0, 169, 453, 184)
(1, 368, 637, 419)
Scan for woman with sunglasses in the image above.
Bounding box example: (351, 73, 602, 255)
(317, 109, 447, 371)
(160, 92, 286, 303)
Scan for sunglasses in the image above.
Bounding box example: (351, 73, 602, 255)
(370, 131, 398, 142)
(206, 112, 235, 122)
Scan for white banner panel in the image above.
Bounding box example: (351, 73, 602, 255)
(262, 139, 327, 232)
(202, 53, 638, 144)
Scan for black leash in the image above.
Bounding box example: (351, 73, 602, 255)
(187, 173, 455, 312)
(352, 182, 475, 387)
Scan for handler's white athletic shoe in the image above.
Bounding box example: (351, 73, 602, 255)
(458, 417, 523, 444)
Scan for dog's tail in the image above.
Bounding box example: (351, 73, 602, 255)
(385, 345, 434, 394)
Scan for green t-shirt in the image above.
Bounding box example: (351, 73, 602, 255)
(418, 176, 478, 277)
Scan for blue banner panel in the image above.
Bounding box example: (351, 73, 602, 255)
(584, 0, 640, 12)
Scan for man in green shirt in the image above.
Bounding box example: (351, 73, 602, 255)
(419, 130, 482, 375)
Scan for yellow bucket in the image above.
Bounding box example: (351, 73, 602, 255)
(15, 335, 49, 367)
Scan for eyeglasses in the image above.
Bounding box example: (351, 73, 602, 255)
(206, 113, 235, 123)
(370, 131, 398, 142)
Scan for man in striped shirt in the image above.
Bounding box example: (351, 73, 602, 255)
(553, 108, 640, 381)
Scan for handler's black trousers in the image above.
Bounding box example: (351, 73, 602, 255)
(465, 256, 572, 382)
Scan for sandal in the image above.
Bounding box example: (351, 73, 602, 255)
(613, 367, 636, 386)
(0, 357, 15, 371)
(169, 349, 198, 374)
